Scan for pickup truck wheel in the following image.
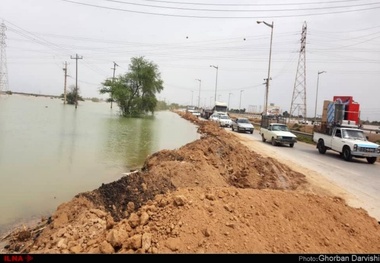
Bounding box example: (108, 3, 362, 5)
(261, 134, 266, 142)
(366, 157, 377, 164)
(231, 126, 234, 131)
(271, 138, 277, 146)
(289, 143, 294, 148)
(342, 146, 352, 161)
(317, 140, 327, 154)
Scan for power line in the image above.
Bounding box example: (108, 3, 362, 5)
(61, 0, 380, 19)
(138, 0, 366, 6)
(5, 21, 72, 58)
(107, 0, 380, 13)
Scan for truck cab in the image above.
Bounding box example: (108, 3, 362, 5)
(312, 97, 380, 164)
(313, 125, 380, 164)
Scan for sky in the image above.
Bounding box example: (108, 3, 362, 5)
(0, 0, 379, 121)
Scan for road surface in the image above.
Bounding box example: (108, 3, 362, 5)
(226, 127, 380, 222)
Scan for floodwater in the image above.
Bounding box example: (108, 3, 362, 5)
(0, 95, 200, 234)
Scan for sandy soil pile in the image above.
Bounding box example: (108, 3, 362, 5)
(1, 111, 380, 253)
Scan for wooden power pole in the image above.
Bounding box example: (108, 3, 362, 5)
(63, 61, 67, 104)
(70, 54, 83, 109)
(111, 61, 118, 109)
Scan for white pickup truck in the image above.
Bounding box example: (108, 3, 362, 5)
(260, 122, 297, 147)
(313, 125, 380, 164)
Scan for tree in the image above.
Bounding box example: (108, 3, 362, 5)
(100, 56, 164, 117)
(155, 100, 169, 111)
(61, 85, 84, 105)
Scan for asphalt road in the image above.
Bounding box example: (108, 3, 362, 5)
(225, 127, 380, 222)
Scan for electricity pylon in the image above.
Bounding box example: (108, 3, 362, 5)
(290, 21, 307, 120)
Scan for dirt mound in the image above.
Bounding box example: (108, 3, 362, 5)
(2, 111, 380, 254)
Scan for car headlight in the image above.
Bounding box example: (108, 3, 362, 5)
(377, 146, 380, 153)
(353, 144, 358, 151)
(277, 136, 282, 139)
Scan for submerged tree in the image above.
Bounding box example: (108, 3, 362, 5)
(61, 85, 84, 106)
(100, 56, 164, 117)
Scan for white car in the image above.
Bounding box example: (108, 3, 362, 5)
(217, 114, 232, 127)
(209, 113, 221, 122)
(260, 123, 297, 147)
(191, 111, 201, 117)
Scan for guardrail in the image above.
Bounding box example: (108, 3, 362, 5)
(252, 122, 314, 140)
(251, 121, 379, 140)
(363, 128, 380, 134)
(289, 129, 380, 142)
(290, 130, 313, 140)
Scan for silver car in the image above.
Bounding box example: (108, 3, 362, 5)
(231, 117, 254, 134)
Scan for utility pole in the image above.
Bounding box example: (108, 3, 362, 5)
(70, 54, 83, 109)
(111, 61, 118, 109)
(63, 61, 68, 104)
(195, 79, 201, 109)
(210, 65, 218, 105)
(228, 92, 232, 111)
(314, 71, 326, 123)
(239, 90, 244, 112)
(257, 20, 274, 116)
(0, 22, 9, 94)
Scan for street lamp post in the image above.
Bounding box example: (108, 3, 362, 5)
(239, 90, 244, 112)
(210, 65, 218, 105)
(228, 92, 232, 111)
(195, 79, 201, 109)
(191, 90, 194, 106)
(314, 71, 326, 124)
(257, 21, 274, 116)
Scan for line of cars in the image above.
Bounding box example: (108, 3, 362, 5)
(208, 113, 298, 148)
(209, 112, 254, 134)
